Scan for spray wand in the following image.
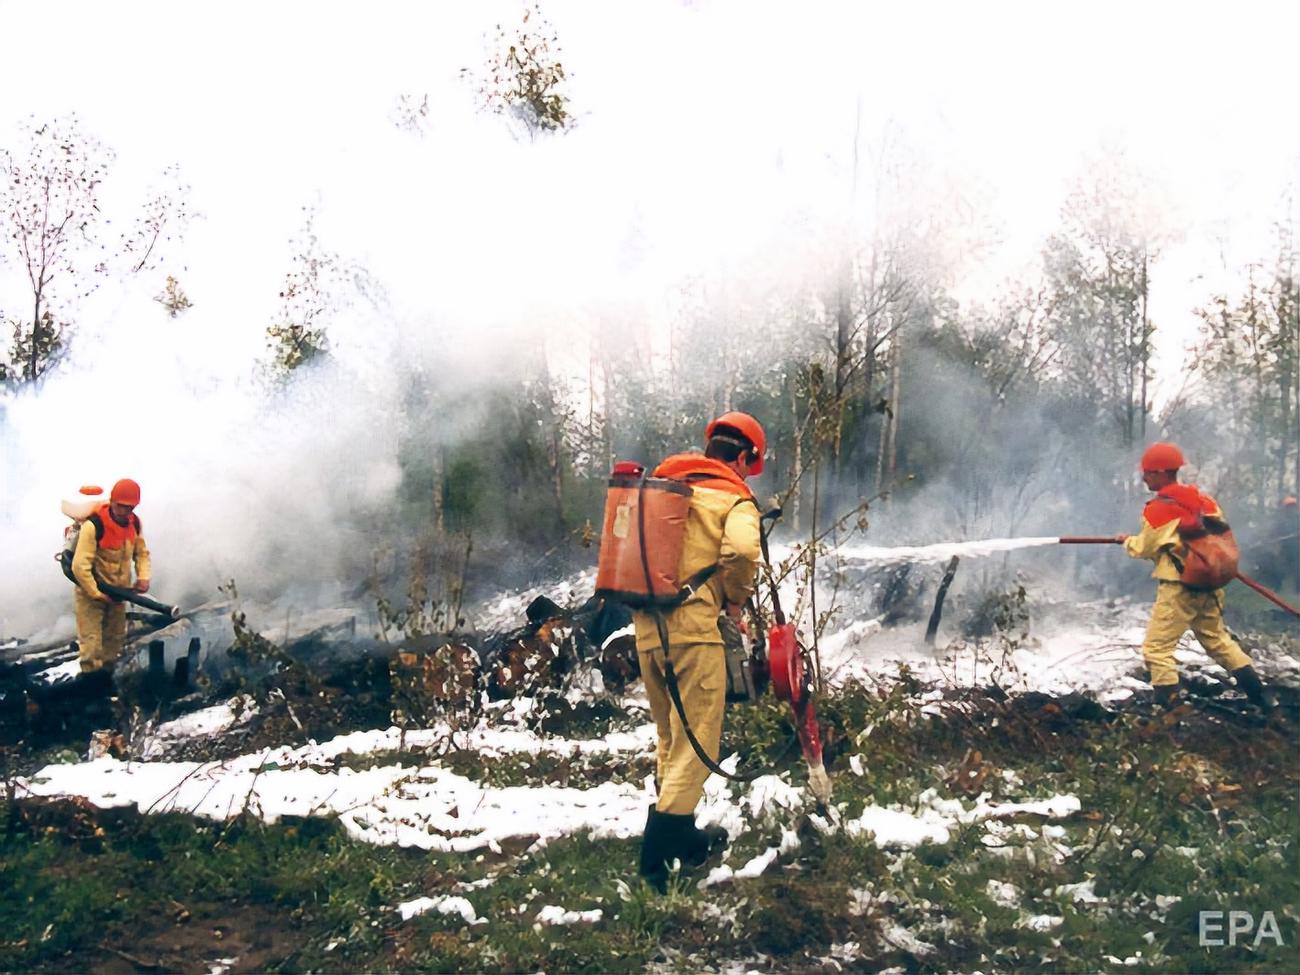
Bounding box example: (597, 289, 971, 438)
(1058, 536, 1300, 619)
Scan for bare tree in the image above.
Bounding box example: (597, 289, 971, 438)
(0, 115, 112, 386)
(119, 163, 193, 275)
(467, 1, 574, 138)
(262, 207, 340, 380)
(0, 115, 192, 387)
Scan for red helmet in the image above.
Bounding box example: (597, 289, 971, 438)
(1139, 442, 1184, 473)
(110, 478, 141, 506)
(705, 411, 766, 475)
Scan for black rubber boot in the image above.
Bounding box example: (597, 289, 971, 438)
(1152, 682, 1184, 711)
(681, 819, 728, 868)
(639, 808, 728, 893)
(658, 812, 728, 870)
(637, 805, 672, 893)
(1231, 666, 1278, 711)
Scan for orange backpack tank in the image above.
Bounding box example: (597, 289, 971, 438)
(1157, 484, 1239, 590)
(595, 462, 697, 607)
(1179, 521, 1239, 590)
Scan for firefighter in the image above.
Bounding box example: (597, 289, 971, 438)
(71, 478, 151, 674)
(1121, 443, 1275, 711)
(634, 411, 764, 892)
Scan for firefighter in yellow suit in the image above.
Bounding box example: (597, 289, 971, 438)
(1122, 443, 1273, 711)
(633, 412, 763, 892)
(72, 478, 151, 674)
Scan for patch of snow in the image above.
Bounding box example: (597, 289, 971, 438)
(1053, 880, 1104, 905)
(17, 749, 658, 852)
(826, 941, 863, 962)
(140, 697, 257, 757)
(846, 805, 951, 848)
(33, 659, 81, 683)
(534, 905, 602, 926)
(963, 793, 1081, 823)
(1019, 914, 1063, 932)
(398, 895, 487, 925)
(880, 922, 936, 956)
(700, 848, 776, 889)
(986, 880, 1021, 907)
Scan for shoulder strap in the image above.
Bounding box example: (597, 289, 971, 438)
(88, 513, 105, 542)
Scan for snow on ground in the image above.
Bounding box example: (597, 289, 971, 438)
(33, 658, 81, 683)
(819, 598, 1155, 699)
(398, 895, 487, 925)
(18, 745, 654, 853)
(138, 697, 258, 758)
(15, 710, 1084, 883)
(13, 538, 1295, 887)
(534, 905, 603, 926)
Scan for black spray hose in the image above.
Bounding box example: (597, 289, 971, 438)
(58, 550, 181, 618)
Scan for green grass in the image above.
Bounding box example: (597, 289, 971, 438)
(2, 675, 1297, 973)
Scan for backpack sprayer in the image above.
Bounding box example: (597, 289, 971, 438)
(1059, 488, 1300, 619)
(595, 462, 831, 801)
(1060, 536, 1300, 618)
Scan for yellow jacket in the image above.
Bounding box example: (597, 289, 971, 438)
(72, 506, 151, 599)
(1124, 483, 1224, 582)
(634, 454, 761, 650)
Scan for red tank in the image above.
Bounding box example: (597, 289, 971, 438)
(595, 464, 693, 607)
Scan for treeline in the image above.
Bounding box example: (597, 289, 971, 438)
(389, 178, 1298, 575)
(3, 117, 1295, 586)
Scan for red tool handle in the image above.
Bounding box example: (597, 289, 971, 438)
(1235, 571, 1300, 619)
(1057, 536, 1297, 617)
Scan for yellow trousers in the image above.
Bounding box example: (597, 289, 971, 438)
(638, 641, 726, 815)
(74, 589, 127, 673)
(1142, 582, 1252, 687)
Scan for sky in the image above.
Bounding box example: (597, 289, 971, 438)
(2, 1, 1298, 373)
(2, 0, 1299, 635)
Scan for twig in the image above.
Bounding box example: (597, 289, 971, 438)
(98, 944, 164, 972)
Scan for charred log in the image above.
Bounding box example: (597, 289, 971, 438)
(924, 556, 961, 646)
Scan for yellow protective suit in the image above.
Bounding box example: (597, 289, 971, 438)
(1124, 486, 1251, 686)
(71, 509, 151, 673)
(633, 454, 761, 815)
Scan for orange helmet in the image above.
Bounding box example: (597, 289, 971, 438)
(1139, 442, 1185, 473)
(705, 411, 766, 475)
(110, 478, 141, 506)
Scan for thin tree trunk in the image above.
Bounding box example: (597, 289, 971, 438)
(790, 379, 802, 534)
(833, 268, 852, 477)
(430, 442, 445, 537)
(875, 334, 902, 494)
(1139, 251, 1149, 442)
